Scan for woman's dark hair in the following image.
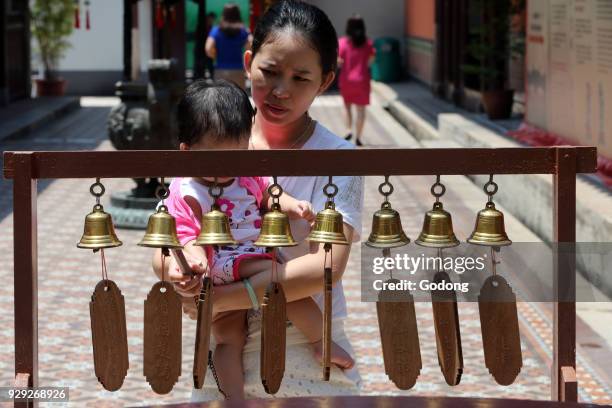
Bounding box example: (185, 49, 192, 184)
(252, 0, 338, 75)
(176, 79, 254, 146)
(346, 15, 367, 47)
(219, 3, 244, 37)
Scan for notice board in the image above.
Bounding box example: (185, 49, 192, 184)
(526, 0, 612, 158)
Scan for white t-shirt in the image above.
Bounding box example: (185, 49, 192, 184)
(276, 122, 364, 320)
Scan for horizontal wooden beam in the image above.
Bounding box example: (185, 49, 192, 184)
(3, 147, 598, 179)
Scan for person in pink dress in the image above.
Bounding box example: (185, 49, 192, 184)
(338, 15, 375, 146)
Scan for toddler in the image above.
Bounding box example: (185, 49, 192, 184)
(165, 79, 354, 399)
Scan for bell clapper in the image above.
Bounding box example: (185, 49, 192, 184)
(491, 246, 501, 279)
(256, 176, 294, 394)
(381, 248, 393, 280)
(80, 178, 129, 391)
(473, 175, 522, 386)
(413, 176, 463, 386)
(312, 176, 348, 381)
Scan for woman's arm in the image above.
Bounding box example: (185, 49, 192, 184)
(212, 223, 354, 314)
(205, 36, 217, 59)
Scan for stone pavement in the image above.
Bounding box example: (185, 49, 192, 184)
(0, 95, 611, 407)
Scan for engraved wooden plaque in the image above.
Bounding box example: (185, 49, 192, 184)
(193, 276, 213, 389)
(376, 278, 421, 390)
(323, 267, 332, 381)
(89, 279, 129, 391)
(431, 271, 463, 386)
(478, 275, 523, 386)
(144, 281, 183, 394)
(260, 281, 286, 394)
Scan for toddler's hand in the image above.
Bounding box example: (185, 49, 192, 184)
(292, 200, 315, 223)
(167, 257, 207, 298)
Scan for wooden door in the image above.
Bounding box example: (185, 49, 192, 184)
(1, 0, 30, 104)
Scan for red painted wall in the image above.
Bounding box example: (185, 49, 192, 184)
(405, 0, 435, 39)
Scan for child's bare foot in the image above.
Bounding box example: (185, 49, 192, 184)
(311, 340, 355, 369)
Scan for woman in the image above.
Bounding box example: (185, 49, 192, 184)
(205, 3, 251, 88)
(153, 0, 363, 400)
(338, 15, 375, 146)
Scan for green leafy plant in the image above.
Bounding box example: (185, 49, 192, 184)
(462, 0, 524, 91)
(31, 0, 74, 80)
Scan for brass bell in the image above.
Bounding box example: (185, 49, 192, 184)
(77, 204, 123, 249)
(467, 201, 512, 246)
(138, 205, 183, 249)
(308, 201, 349, 245)
(195, 204, 238, 246)
(415, 202, 460, 248)
(254, 204, 298, 247)
(366, 201, 410, 248)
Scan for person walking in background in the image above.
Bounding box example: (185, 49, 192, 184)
(205, 3, 252, 88)
(338, 15, 375, 146)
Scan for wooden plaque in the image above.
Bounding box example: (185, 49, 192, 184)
(376, 279, 421, 390)
(144, 281, 183, 394)
(89, 279, 129, 391)
(478, 275, 523, 386)
(260, 281, 287, 394)
(193, 276, 213, 389)
(323, 267, 332, 381)
(431, 271, 463, 386)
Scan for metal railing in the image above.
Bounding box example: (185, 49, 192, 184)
(3, 146, 597, 406)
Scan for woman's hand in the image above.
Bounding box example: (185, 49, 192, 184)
(210, 223, 354, 314)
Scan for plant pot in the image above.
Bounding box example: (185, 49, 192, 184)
(35, 78, 67, 96)
(481, 89, 515, 120)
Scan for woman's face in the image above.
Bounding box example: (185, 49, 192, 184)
(245, 31, 334, 127)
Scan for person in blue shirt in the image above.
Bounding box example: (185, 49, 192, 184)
(205, 3, 252, 89)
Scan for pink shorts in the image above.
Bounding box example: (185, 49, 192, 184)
(209, 245, 272, 285)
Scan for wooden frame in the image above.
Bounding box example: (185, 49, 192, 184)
(3, 146, 597, 406)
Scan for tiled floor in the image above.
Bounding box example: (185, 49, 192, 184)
(1, 96, 611, 406)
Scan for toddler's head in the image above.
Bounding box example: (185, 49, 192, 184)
(177, 79, 254, 151)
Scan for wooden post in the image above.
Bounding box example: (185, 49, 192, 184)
(123, 0, 133, 80)
(13, 153, 38, 408)
(0, 0, 9, 105)
(168, 0, 186, 79)
(552, 147, 577, 402)
(193, 0, 207, 79)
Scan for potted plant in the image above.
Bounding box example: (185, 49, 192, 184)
(31, 0, 74, 96)
(462, 0, 524, 119)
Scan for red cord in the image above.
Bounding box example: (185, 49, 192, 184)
(74, 6, 80, 29)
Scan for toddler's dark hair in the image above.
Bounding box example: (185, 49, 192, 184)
(346, 15, 367, 47)
(252, 0, 338, 75)
(177, 79, 254, 146)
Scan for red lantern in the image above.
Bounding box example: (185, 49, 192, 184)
(74, 0, 80, 29)
(84, 0, 91, 30)
(155, 0, 165, 29)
